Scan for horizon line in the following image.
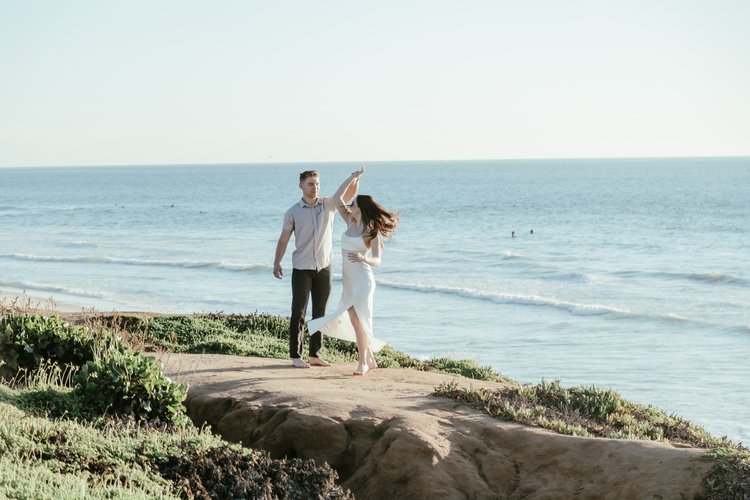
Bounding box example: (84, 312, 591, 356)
(2, 154, 749, 169)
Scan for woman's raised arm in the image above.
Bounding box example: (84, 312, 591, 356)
(333, 167, 365, 223)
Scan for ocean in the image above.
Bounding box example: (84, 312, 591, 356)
(1, 158, 748, 443)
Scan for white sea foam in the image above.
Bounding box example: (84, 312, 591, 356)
(0, 279, 108, 299)
(376, 279, 632, 317)
(0, 253, 270, 273)
(374, 279, 730, 329)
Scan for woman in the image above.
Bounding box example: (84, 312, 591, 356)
(306, 167, 399, 375)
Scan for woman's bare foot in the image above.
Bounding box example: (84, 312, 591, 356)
(366, 350, 378, 370)
(353, 362, 369, 376)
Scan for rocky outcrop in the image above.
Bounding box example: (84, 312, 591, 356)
(163, 354, 711, 499)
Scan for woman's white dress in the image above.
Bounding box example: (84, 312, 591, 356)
(306, 229, 386, 351)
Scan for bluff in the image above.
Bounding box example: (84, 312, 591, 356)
(162, 353, 710, 499)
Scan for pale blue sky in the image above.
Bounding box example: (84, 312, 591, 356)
(1, 0, 748, 167)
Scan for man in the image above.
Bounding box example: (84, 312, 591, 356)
(273, 169, 359, 368)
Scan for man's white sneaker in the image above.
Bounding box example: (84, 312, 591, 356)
(291, 358, 310, 368)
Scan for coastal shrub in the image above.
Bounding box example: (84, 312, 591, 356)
(158, 444, 353, 499)
(204, 312, 291, 340)
(522, 379, 622, 418)
(426, 357, 510, 382)
(0, 313, 110, 379)
(75, 351, 188, 426)
(434, 380, 724, 448)
(0, 312, 189, 426)
(704, 447, 750, 500)
(88, 314, 152, 352)
(145, 316, 234, 350)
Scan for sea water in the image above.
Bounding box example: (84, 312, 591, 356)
(1, 158, 748, 443)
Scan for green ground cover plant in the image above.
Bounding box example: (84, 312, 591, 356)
(434, 379, 720, 445)
(703, 447, 750, 500)
(0, 382, 352, 499)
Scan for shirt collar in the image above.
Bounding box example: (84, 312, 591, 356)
(299, 197, 322, 208)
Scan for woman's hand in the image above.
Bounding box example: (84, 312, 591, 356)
(348, 251, 366, 263)
(352, 166, 365, 178)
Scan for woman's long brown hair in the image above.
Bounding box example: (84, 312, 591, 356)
(357, 195, 399, 240)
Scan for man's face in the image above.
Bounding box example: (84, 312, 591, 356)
(300, 176, 320, 199)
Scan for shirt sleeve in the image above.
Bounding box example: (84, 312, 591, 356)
(282, 208, 294, 232)
(322, 196, 337, 211)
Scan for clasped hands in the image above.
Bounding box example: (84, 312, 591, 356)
(348, 252, 366, 263)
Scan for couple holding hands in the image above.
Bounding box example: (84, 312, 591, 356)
(273, 167, 398, 375)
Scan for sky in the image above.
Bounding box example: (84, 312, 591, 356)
(1, 0, 749, 167)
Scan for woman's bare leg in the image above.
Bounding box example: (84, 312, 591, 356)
(347, 306, 369, 375)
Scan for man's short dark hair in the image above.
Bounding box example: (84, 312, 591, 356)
(299, 170, 320, 182)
